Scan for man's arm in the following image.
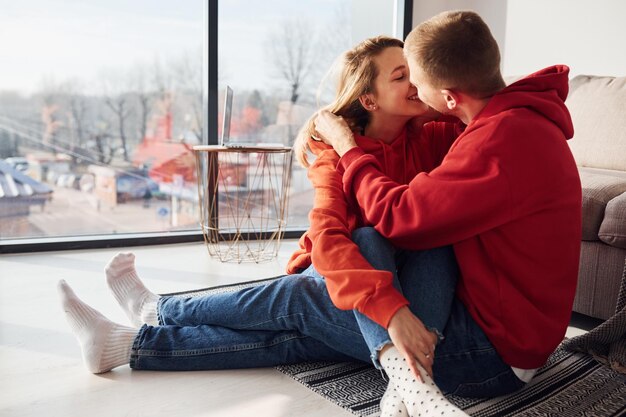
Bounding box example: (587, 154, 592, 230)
(339, 144, 513, 250)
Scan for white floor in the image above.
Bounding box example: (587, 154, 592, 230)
(0, 241, 587, 417)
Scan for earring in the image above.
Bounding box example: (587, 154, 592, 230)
(371, 104, 378, 110)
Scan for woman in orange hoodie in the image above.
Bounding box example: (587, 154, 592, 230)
(57, 36, 466, 416)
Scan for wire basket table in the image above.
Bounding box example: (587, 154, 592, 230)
(193, 145, 293, 263)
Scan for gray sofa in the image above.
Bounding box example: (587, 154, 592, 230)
(566, 75, 626, 320)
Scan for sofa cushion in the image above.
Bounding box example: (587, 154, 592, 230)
(579, 168, 626, 241)
(567, 75, 626, 171)
(599, 192, 626, 248)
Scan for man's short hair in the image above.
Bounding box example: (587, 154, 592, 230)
(405, 10, 505, 97)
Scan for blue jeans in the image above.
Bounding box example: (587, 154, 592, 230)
(130, 228, 455, 371)
(348, 228, 459, 368)
(352, 228, 525, 397)
(130, 227, 524, 397)
(131, 274, 370, 370)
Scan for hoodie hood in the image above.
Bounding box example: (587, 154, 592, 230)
(354, 128, 411, 184)
(308, 128, 410, 184)
(478, 65, 574, 139)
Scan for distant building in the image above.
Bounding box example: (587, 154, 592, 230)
(0, 160, 52, 236)
(133, 111, 196, 184)
(132, 110, 198, 226)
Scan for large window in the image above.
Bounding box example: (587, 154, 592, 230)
(0, 1, 205, 242)
(0, 1, 410, 249)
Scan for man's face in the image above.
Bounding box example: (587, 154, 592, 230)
(406, 56, 449, 114)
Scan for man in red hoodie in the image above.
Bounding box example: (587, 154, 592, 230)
(315, 10, 582, 398)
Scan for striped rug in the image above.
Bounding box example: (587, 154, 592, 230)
(276, 346, 626, 416)
(171, 278, 626, 417)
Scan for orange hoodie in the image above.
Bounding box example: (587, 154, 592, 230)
(287, 121, 459, 328)
(337, 66, 581, 368)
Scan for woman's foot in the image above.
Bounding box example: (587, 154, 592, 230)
(105, 253, 159, 327)
(380, 346, 468, 416)
(58, 280, 136, 374)
(380, 382, 409, 416)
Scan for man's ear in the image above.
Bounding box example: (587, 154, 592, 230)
(441, 89, 459, 111)
(358, 94, 378, 111)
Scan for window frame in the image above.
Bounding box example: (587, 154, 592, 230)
(0, 0, 414, 254)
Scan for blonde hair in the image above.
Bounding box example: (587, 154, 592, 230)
(294, 36, 404, 167)
(404, 10, 504, 96)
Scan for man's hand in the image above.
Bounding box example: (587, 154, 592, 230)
(312, 110, 358, 157)
(387, 306, 438, 382)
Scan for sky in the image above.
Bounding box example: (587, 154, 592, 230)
(218, 0, 350, 90)
(0, 0, 204, 95)
(0, 0, 350, 97)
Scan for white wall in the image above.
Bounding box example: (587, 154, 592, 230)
(351, 0, 395, 43)
(411, 0, 508, 66)
(411, 0, 626, 78)
(503, 0, 626, 77)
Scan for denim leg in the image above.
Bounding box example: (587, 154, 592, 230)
(131, 325, 357, 371)
(395, 245, 459, 336)
(351, 227, 460, 368)
(351, 227, 398, 368)
(432, 298, 526, 397)
(158, 274, 371, 364)
(300, 264, 324, 279)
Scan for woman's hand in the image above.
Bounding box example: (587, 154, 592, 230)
(387, 306, 438, 382)
(313, 110, 358, 157)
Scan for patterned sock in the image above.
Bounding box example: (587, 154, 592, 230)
(105, 252, 159, 327)
(380, 346, 469, 416)
(380, 382, 409, 416)
(58, 280, 137, 374)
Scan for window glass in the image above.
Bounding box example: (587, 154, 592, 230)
(1, 0, 402, 242)
(218, 0, 354, 229)
(0, 1, 204, 240)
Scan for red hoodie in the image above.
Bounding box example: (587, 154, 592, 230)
(338, 66, 582, 369)
(287, 122, 459, 327)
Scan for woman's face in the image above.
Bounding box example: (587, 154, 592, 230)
(370, 47, 430, 117)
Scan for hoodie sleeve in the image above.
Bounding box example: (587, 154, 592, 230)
(303, 146, 409, 328)
(338, 133, 514, 250)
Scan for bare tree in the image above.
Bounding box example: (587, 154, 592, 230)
(129, 64, 154, 143)
(92, 129, 114, 164)
(101, 71, 133, 162)
(104, 96, 131, 162)
(61, 80, 97, 165)
(39, 79, 65, 155)
(266, 19, 319, 104)
(69, 95, 87, 149)
(170, 49, 203, 141)
(315, 4, 353, 104)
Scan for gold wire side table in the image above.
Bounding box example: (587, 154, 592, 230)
(193, 145, 293, 263)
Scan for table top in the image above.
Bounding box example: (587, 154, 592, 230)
(193, 145, 292, 153)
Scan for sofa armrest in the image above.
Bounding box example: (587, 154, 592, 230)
(599, 191, 626, 248)
(579, 169, 626, 241)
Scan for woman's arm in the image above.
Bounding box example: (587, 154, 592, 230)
(302, 143, 409, 329)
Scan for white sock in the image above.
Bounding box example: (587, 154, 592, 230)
(105, 252, 159, 327)
(380, 346, 469, 416)
(380, 382, 409, 417)
(58, 280, 136, 374)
